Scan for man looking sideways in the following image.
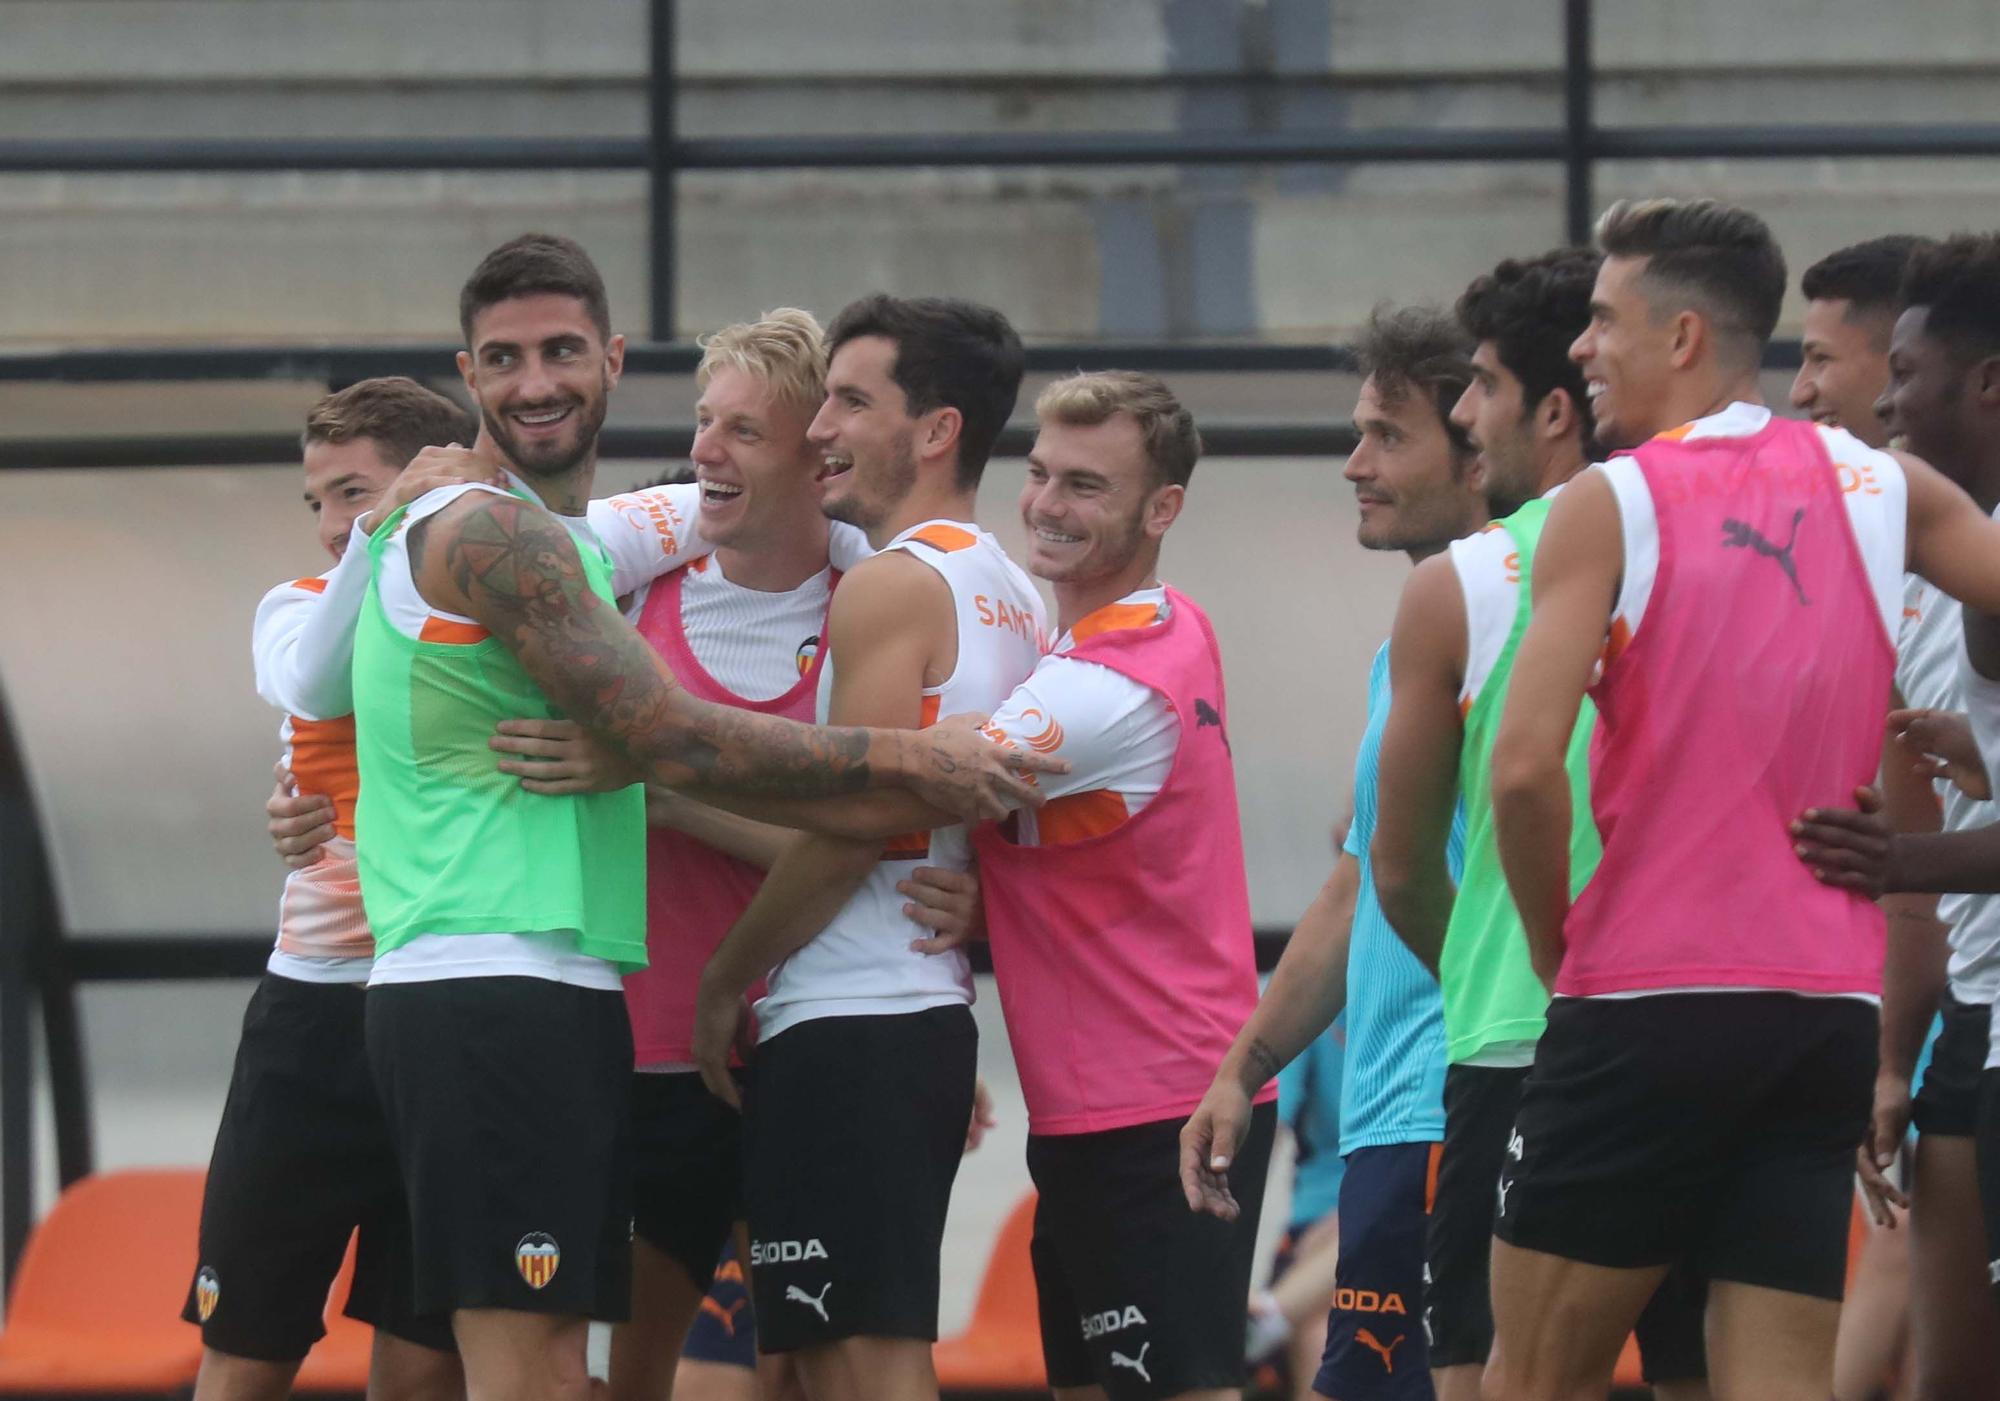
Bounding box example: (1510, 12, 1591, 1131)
(1369, 249, 1708, 1401)
(1182, 306, 1491, 1401)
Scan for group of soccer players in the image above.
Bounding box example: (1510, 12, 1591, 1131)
(175, 194, 2000, 1401)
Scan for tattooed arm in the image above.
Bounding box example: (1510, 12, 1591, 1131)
(404, 491, 1057, 820)
(1181, 852, 1360, 1219)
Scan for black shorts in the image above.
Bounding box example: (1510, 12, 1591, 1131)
(681, 1239, 758, 1370)
(1312, 1142, 1435, 1401)
(1914, 995, 1989, 1138)
(1495, 993, 1875, 1300)
(365, 976, 634, 1320)
(741, 1005, 976, 1352)
(1427, 1063, 1706, 1381)
(1028, 1102, 1276, 1400)
(630, 1070, 742, 1290)
(182, 973, 452, 1360)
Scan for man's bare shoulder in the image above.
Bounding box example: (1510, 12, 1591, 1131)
(826, 549, 953, 627)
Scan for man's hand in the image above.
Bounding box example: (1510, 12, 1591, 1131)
(902, 712, 1066, 824)
(1890, 707, 1991, 801)
(1856, 1071, 1913, 1227)
(491, 718, 643, 794)
(383, 441, 506, 519)
(964, 1077, 998, 1153)
(690, 974, 751, 1110)
(1179, 1074, 1256, 1220)
(901, 865, 985, 955)
(267, 761, 335, 869)
(1792, 785, 1896, 895)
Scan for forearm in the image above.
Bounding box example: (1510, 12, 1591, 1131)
(1887, 825, 2000, 893)
(673, 784, 952, 842)
(1216, 869, 1354, 1094)
(701, 832, 879, 997)
(1493, 757, 1574, 979)
(646, 786, 797, 871)
(1880, 900, 1949, 1078)
(1376, 856, 1455, 977)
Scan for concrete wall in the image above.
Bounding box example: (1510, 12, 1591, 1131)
(6, 0, 1999, 344)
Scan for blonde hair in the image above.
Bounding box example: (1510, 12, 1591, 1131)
(1034, 370, 1202, 487)
(696, 308, 828, 416)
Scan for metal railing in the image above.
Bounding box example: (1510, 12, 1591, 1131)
(1, 0, 1994, 1290)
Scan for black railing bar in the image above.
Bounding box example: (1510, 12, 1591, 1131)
(0, 341, 1358, 382)
(0, 422, 1364, 472)
(1592, 123, 2000, 160)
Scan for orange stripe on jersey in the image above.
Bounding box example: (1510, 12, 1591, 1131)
(1652, 423, 1697, 444)
(1069, 602, 1162, 645)
(1034, 789, 1130, 844)
(910, 524, 977, 553)
(290, 715, 361, 839)
(882, 693, 945, 858)
(1424, 1141, 1444, 1214)
(291, 576, 330, 594)
(419, 615, 491, 645)
(1600, 614, 1634, 668)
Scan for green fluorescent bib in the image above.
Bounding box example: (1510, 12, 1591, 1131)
(351, 490, 646, 971)
(1442, 496, 1599, 1062)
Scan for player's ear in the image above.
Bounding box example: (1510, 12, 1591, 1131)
(1145, 482, 1185, 539)
(922, 405, 964, 464)
(603, 333, 627, 389)
(1667, 308, 1703, 371)
(1540, 387, 1578, 443)
(456, 348, 476, 395)
(1973, 353, 2000, 410)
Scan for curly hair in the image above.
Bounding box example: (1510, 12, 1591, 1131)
(1354, 303, 1476, 455)
(1456, 247, 1601, 439)
(1900, 233, 2000, 363)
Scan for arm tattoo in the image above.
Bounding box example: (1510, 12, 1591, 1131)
(434, 497, 878, 797)
(1245, 1037, 1283, 1082)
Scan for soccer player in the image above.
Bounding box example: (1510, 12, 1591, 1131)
(687, 295, 1043, 1401)
(1182, 305, 1491, 1401)
(351, 247, 1053, 1401)
(187, 378, 473, 1401)
(1791, 235, 1931, 450)
(1486, 198, 2000, 1401)
(1792, 232, 2000, 1398)
(1368, 249, 1708, 1401)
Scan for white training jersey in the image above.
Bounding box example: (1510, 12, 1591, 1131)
(1600, 403, 1908, 650)
(1448, 483, 1574, 709)
(754, 519, 1048, 1040)
(253, 536, 375, 723)
(252, 573, 373, 984)
(1898, 573, 2000, 1006)
(593, 484, 873, 605)
(1590, 403, 1903, 1006)
(629, 553, 842, 701)
(982, 584, 1178, 846)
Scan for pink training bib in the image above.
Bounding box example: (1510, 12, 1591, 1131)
(1562, 417, 1893, 997)
(972, 588, 1273, 1134)
(623, 563, 834, 1065)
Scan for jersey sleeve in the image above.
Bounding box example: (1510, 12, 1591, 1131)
(251, 530, 374, 720)
(983, 654, 1178, 804)
(586, 482, 715, 598)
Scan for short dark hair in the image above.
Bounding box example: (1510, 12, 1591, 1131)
(1354, 303, 1476, 456)
(1035, 371, 1203, 488)
(1456, 247, 1601, 441)
(302, 377, 476, 469)
(826, 294, 1025, 489)
(1900, 233, 2000, 364)
(1595, 198, 1787, 361)
(459, 233, 612, 344)
(1801, 235, 1934, 322)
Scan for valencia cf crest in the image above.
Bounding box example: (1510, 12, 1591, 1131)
(795, 635, 822, 678)
(195, 1266, 221, 1322)
(516, 1233, 561, 1290)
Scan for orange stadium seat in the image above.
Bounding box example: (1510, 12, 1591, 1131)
(934, 1192, 1046, 1395)
(0, 1168, 206, 1394)
(291, 1234, 373, 1394)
